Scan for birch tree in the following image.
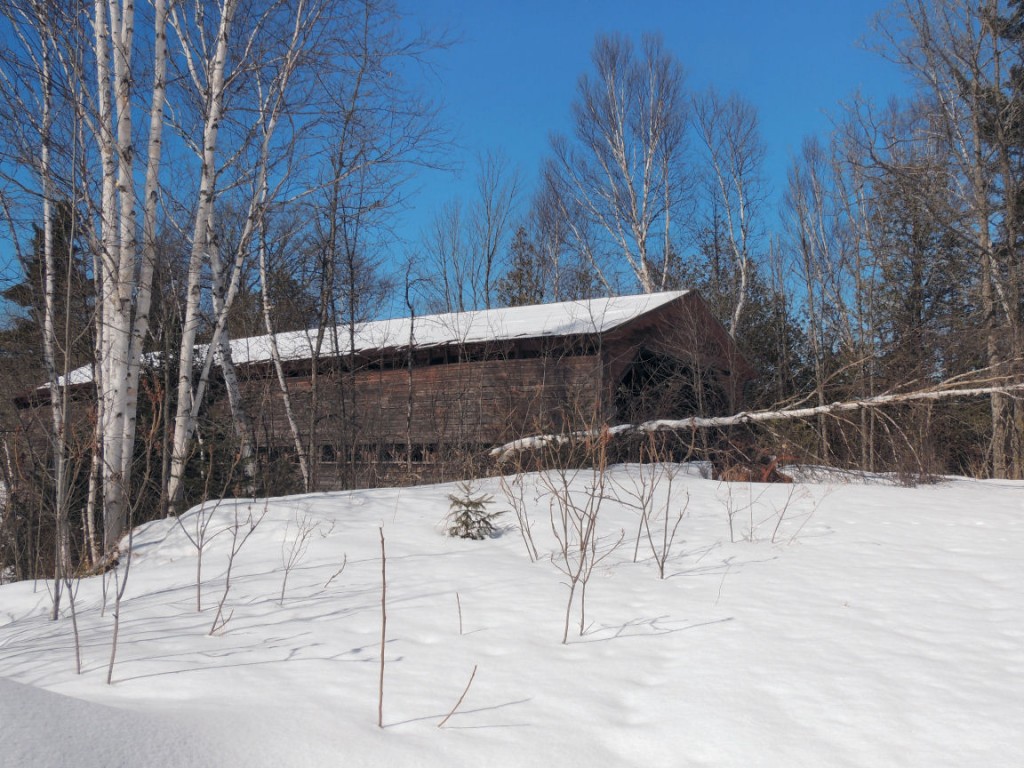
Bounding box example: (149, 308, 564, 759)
(1, 0, 451, 564)
(51, 0, 170, 556)
(547, 33, 689, 294)
(692, 89, 766, 337)
(165, 0, 323, 511)
(526, 165, 605, 302)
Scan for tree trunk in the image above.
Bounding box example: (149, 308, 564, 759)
(166, 0, 238, 513)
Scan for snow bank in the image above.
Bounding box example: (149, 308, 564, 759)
(1, 468, 1021, 767)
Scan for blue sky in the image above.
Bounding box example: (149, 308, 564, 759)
(1, 1, 909, 311)
(398, 0, 909, 242)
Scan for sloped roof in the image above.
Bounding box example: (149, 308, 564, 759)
(45, 291, 689, 389)
(229, 291, 689, 365)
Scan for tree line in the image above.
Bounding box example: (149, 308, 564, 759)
(1, 0, 1022, 584)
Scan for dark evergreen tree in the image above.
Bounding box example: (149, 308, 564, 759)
(1, 200, 93, 375)
(869, 157, 978, 388)
(495, 226, 546, 307)
(670, 227, 812, 410)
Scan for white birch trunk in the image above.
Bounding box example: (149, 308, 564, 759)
(93, 0, 124, 553)
(119, 0, 169, 491)
(99, 0, 139, 551)
(165, 0, 313, 507)
(258, 228, 311, 491)
(166, 0, 238, 512)
(92, 0, 167, 553)
(693, 91, 764, 339)
(84, 420, 102, 567)
(248, 6, 316, 491)
(28, 18, 71, 612)
(207, 209, 257, 494)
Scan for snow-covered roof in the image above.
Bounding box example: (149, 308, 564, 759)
(228, 291, 688, 365)
(45, 291, 688, 389)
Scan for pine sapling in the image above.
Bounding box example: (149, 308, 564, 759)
(445, 482, 504, 540)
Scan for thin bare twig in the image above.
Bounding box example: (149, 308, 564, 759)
(323, 553, 348, 589)
(378, 526, 386, 729)
(437, 665, 478, 728)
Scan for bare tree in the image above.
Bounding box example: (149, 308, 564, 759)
(0, 0, 453, 572)
(472, 149, 522, 309)
(536, 427, 622, 643)
(611, 434, 686, 577)
(783, 137, 857, 463)
(519, 169, 605, 302)
(0, 2, 75, 607)
(0, 0, 171, 559)
(422, 199, 470, 313)
(873, 0, 1024, 477)
(421, 149, 522, 312)
(279, 510, 330, 604)
(547, 33, 689, 294)
(498, 469, 540, 561)
(166, 0, 323, 511)
(93, 0, 172, 555)
(105, 526, 133, 684)
(692, 88, 767, 337)
(306, 0, 448, 486)
(209, 503, 266, 635)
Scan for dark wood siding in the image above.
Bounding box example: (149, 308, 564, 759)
(240, 353, 603, 448)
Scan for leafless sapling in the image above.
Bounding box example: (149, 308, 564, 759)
(644, 477, 687, 580)
(610, 435, 676, 564)
(106, 527, 134, 685)
(209, 503, 266, 636)
(538, 428, 622, 642)
(175, 501, 225, 613)
(769, 484, 804, 544)
(498, 469, 540, 562)
(174, 449, 241, 612)
(279, 511, 332, 605)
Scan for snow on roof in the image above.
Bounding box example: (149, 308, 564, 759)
(48, 291, 688, 389)
(228, 290, 689, 365)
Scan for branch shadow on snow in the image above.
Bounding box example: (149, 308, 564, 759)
(384, 697, 533, 729)
(114, 638, 404, 684)
(575, 615, 734, 643)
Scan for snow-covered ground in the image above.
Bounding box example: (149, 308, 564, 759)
(1, 465, 1021, 767)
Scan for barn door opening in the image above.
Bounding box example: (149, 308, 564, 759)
(613, 348, 727, 423)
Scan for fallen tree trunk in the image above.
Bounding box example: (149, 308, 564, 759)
(490, 381, 1024, 463)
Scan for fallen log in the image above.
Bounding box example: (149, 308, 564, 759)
(490, 381, 1024, 463)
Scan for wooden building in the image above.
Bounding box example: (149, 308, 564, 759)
(227, 290, 753, 486)
(14, 291, 754, 490)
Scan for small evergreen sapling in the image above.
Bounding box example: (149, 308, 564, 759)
(445, 482, 504, 540)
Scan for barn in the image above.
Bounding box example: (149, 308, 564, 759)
(12, 290, 754, 490)
(225, 290, 754, 487)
